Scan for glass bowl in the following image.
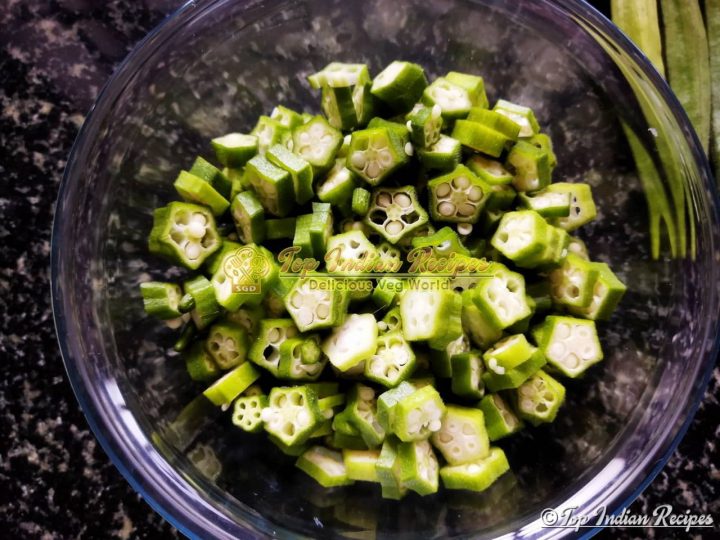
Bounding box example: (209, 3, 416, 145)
(51, 0, 719, 538)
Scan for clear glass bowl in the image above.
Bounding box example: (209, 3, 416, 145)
(51, 0, 719, 538)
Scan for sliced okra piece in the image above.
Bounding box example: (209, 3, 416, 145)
(370, 61, 428, 113)
(400, 286, 462, 345)
(317, 158, 357, 207)
(347, 127, 409, 186)
(270, 104, 304, 130)
(140, 281, 183, 319)
(445, 71, 489, 109)
(231, 190, 266, 244)
(427, 292, 464, 351)
(549, 253, 600, 308)
(203, 361, 261, 406)
(330, 431, 368, 451)
(262, 385, 323, 446)
(431, 405, 489, 465)
(428, 164, 491, 223)
(308, 62, 370, 88)
(265, 217, 296, 240)
(321, 84, 359, 131)
(376, 382, 417, 432)
(484, 334, 534, 371)
(332, 407, 361, 437)
(406, 104, 443, 148)
(518, 189, 571, 218)
(526, 281, 553, 313)
(392, 385, 446, 442)
(245, 155, 295, 217)
(364, 185, 429, 243)
(173, 321, 196, 352)
(376, 242, 403, 272)
(398, 439, 439, 495)
(460, 289, 501, 349)
(450, 351, 485, 399)
(343, 384, 386, 447)
(367, 117, 410, 145)
(351, 187, 371, 216)
(292, 115, 343, 174)
(271, 435, 309, 457)
(479, 394, 523, 441)
(411, 225, 470, 257)
(184, 275, 220, 330)
(296, 446, 354, 488)
(365, 331, 417, 388)
(527, 133, 557, 169)
(490, 210, 551, 267)
(318, 393, 346, 420)
(514, 369, 566, 425)
(380, 307, 403, 334)
(204, 239, 243, 275)
(465, 155, 514, 185)
(305, 382, 340, 400)
(309, 420, 333, 439)
(537, 315, 603, 377)
(440, 447, 509, 492)
(568, 262, 626, 321)
(567, 236, 589, 260)
(321, 313, 378, 372)
(507, 295, 536, 334)
(278, 336, 326, 381)
(225, 305, 265, 339)
(248, 318, 299, 376)
(285, 277, 347, 332)
(372, 277, 404, 309)
(430, 334, 470, 378)
(226, 167, 249, 201)
(294, 209, 334, 258)
(266, 143, 314, 204)
(205, 321, 250, 370)
(264, 278, 292, 317)
(546, 182, 598, 231)
(507, 141, 552, 192)
(211, 133, 258, 168)
(466, 108, 521, 140)
(343, 449, 381, 482)
(185, 342, 220, 382)
(189, 156, 232, 200)
(376, 437, 408, 500)
(421, 77, 473, 120)
(210, 246, 278, 311)
(251, 115, 290, 155)
(493, 99, 540, 138)
(325, 230, 379, 276)
(452, 120, 510, 157)
(148, 202, 221, 269)
(472, 265, 532, 329)
(232, 394, 268, 433)
(482, 347, 547, 392)
(417, 134, 462, 171)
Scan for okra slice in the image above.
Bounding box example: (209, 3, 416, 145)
(431, 405, 489, 465)
(406, 104, 443, 148)
(270, 105, 304, 130)
(343, 449, 381, 482)
(321, 313, 378, 371)
(232, 394, 268, 432)
(567, 236, 589, 260)
(365, 331, 417, 388)
(231, 191, 266, 244)
(430, 334, 470, 378)
(538, 315, 603, 377)
(450, 351, 485, 399)
(466, 108, 521, 140)
(325, 230, 379, 276)
(400, 286, 463, 346)
(245, 155, 295, 217)
(483, 334, 534, 371)
(376, 242, 403, 272)
(266, 143, 314, 204)
(248, 319, 299, 376)
(140, 281, 183, 319)
(518, 190, 571, 218)
(330, 431, 369, 451)
(445, 71, 489, 109)
(411, 226, 470, 257)
(308, 62, 370, 88)
(317, 158, 357, 207)
(381, 307, 403, 334)
(367, 117, 411, 145)
(417, 134, 462, 171)
(478, 394, 523, 441)
(397, 221, 436, 253)
(370, 61, 428, 113)
(189, 156, 232, 200)
(278, 335, 326, 381)
(205, 321, 249, 370)
(226, 167, 249, 201)
(184, 275, 221, 330)
(440, 447, 510, 492)
(482, 348, 547, 392)
(422, 77, 473, 120)
(549, 253, 600, 308)
(527, 133, 557, 170)
(452, 120, 510, 157)
(210, 246, 278, 311)
(514, 369, 566, 425)
(493, 99, 540, 137)
(292, 115, 343, 174)
(148, 202, 221, 270)
(471, 265, 532, 330)
(466, 155, 514, 186)
(347, 127, 409, 186)
(377, 382, 417, 432)
(364, 185, 429, 243)
(428, 164, 490, 223)
(345, 384, 386, 447)
(321, 84, 366, 131)
(294, 208, 333, 258)
(490, 210, 549, 266)
(376, 438, 408, 500)
(262, 385, 323, 446)
(507, 140, 552, 192)
(392, 385, 446, 442)
(204, 239, 243, 275)
(351, 187, 371, 216)
(251, 115, 290, 155)
(203, 361, 261, 406)
(546, 182, 598, 231)
(211, 133, 258, 168)
(296, 446, 354, 487)
(372, 277, 404, 310)
(285, 277, 347, 332)
(271, 435, 309, 457)
(568, 262, 627, 321)
(185, 342, 220, 382)
(398, 439, 439, 495)
(265, 217, 296, 240)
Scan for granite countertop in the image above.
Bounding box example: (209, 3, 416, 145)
(0, 1, 717, 538)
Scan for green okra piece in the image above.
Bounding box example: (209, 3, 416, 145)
(231, 191, 266, 244)
(203, 361, 261, 406)
(330, 431, 369, 451)
(416, 134, 462, 171)
(351, 187, 371, 216)
(430, 334, 470, 378)
(292, 115, 343, 174)
(370, 61, 428, 113)
(322, 84, 360, 131)
(183, 275, 220, 330)
(265, 217, 296, 240)
(482, 348, 547, 392)
(478, 394, 523, 441)
(185, 341, 220, 382)
(285, 277, 347, 332)
(549, 253, 600, 308)
(411, 225, 470, 257)
(490, 210, 552, 267)
(376, 242, 403, 272)
(546, 182, 597, 231)
(422, 77, 474, 120)
(428, 164, 491, 224)
(232, 394, 268, 433)
(445, 71, 489, 109)
(210, 245, 279, 311)
(318, 393, 346, 420)
(451, 120, 510, 157)
(364, 185, 429, 243)
(450, 351, 485, 399)
(342, 449, 381, 482)
(244, 155, 295, 217)
(567, 236, 589, 260)
(225, 306, 265, 340)
(322, 313, 378, 372)
(537, 315, 604, 377)
(506, 141, 551, 192)
(400, 285, 463, 347)
(471, 264, 532, 330)
(365, 331, 417, 388)
(372, 277, 404, 309)
(251, 115, 291, 155)
(493, 99, 540, 138)
(484, 334, 534, 371)
(203, 239, 242, 275)
(211, 133, 258, 168)
(406, 103, 443, 148)
(381, 307, 403, 334)
(174, 170, 230, 216)
(266, 143, 314, 204)
(296, 446, 354, 487)
(262, 385, 323, 446)
(466, 108, 521, 140)
(376, 437, 408, 500)
(398, 439, 439, 495)
(431, 405, 490, 465)
(568, 262, 627, 321)
(376, 381, 417, 432)
(294, 208, 333, 258)
(306, 382, 340, 399)
(518, 190, 571, 218)
(460, 289, 503, 350)
(527, 133, 557, 170)
(317, 158, 357, 207)
(309, 62, 370, 89)
(342, 384, 386, 447)
(391, 385, 446, 442)
(248, 318, 299, 376)
(226, 167, 248, 201)
(205, 321, 250, 370)
(325, 230, 379, 276)
(148, 202, 221, 270)
(270, 435, 309, 457)
(440, 447, 509, 492)
(173, 321, 196, 352)
(278, 335, 327, 381)
(347, 127, 410, 186)
(367, 117, 411, 145)
(189, 156, 232, 200)
(465, 155, 514, 186)
(270, 105, 304, 130)
(513, 369, 566, 425)
(140, 281, 183, 320)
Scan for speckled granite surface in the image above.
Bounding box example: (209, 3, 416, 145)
(0, 1, 717, 539)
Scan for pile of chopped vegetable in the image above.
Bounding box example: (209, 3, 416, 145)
(140, 60, 626, 498)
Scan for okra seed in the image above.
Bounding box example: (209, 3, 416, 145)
(379, 150, 393, 166)
(366, 161, 381, 178)
(452, 176, 470, 190)
(385, 221, 404, 235)
(185, 243, 201, 259)
(317, 304, 330, 319)
(404, 142, 413, 156)
(436, 183, 452, 198)
(468, 186, 483, 201)
(394, 193, 411, 207)
(458, 203, 475, 216)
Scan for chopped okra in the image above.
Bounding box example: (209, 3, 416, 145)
(391, 385, 446, 442)
(568, 262, 627, 320)
(296, 446, 354, 487)
(211, 133, 258, 168)
(445, 71, 489, 109)
(428, 165, 490, 223)
(417, 135, 462, 171)
(370, 61, 428, 113)
(292, 115, 343, 174)
(376, 437, 408, 500)
(184, 275, 221, 330)
(205, 321, 249, 370)
(189, 156, 232, 199)
(251, 115, 290, 155)
(406, 104, 443, 148)
(351, 187, 371, 216)
(364, 185, 429, 243)
(245, 155, 295, 217)
(549, 253, 600, 308)
(400, 285, 463, 348)
(546, 182, 598, 231)
(263, 385, 323, 446)
(422, 77, 474, 120)
(232, 394, 268, 432)
(231, 191, 266, 244)
(440, 446, 510, 492)
(347, 127, 409, 186)
(537, 315, 603, 377)
(431, 405, 490, 465)
(482, 348, 547, 392)
(452, 119, 511, 157)
(343, 449, 381, 482)
(398, 439, 439, 495)
(248, 319, 299, 376)
(266, 143, 314, 204)
(174, 170, 230, 216)
(478, 394, 523, 441)
(507, 141, 552, 192)
(493, 99, 540, 137)
(325, 230, 379, 276)
(514, 370, 566, 425)
(450, 351, 485, 399)
(185, 342, 220, 382)
(365, 331, 416, 388)
(278, 335, 327, 381)
(140, 281, 183, 320)
(322, 314, 378, 371)
(285, 277, 347, 332)
(203, 361, 261, 406)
